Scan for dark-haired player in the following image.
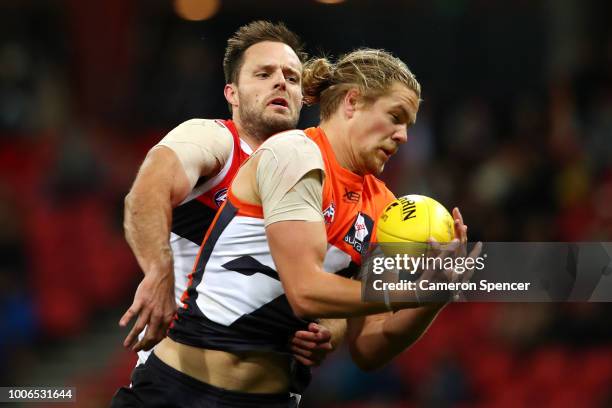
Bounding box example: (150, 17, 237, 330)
(115, 21, 345, 403)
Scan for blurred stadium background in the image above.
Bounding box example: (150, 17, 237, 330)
(1, 0, 611, 406)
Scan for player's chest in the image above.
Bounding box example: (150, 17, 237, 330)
(322, 181, 377, 263)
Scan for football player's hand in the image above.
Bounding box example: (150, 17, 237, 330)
(119, 269, 176, 352)
(452, 207, 468, 248)
(411, 205, 481, 304)
(290, 322, 334, 366)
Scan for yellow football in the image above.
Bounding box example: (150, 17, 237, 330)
(376, 195, 455, 256)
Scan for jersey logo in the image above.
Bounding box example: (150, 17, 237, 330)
(343, 212, 374, 255)
(214, 188, 228, 208)
(323, 202, 335, 224)
(343, 187, 361, 203)
(354, 213, 369, 242)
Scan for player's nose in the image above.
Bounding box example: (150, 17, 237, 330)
(392, 125, 408, 144)
(272, 70, 287, 90)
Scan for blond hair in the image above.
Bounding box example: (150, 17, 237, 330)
(302, 49, 421, 120)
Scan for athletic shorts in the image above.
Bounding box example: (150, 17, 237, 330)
(110, 352, 299, 408)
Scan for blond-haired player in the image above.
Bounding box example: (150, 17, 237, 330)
(113, 49, 473, 407)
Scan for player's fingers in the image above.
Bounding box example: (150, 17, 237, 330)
(291, 337, 317, 350)
(119, 301, 142, 327)
(462, 242, 483, 283)
(434, 239, 460, 282)
(315, 341, 333, 350)
(122, 309, 145, 348)
(134, 333, 163, 353)
(453, 218, 461, 235)
(449, 242, 482, 282)
(312, 325, 331, 341)
(315, 330, 332, 342)
(153, 310, 173, 335)
(135, 314, 164, 352)
(468, 241, 482, 259)
(439, 239, 459, 259)
(124, 326, 145, 350)
(291, 345, 313, 358)
(427, 237, 442, 260)
(123, 329, 140, 350)
(452, 208, 464, 235)
(132, 338, 146, 353)
(452, 224, 468, 257)
(133, 331, 156, 352)
(123, 309, 150, 349)
(293, 354, 315, 367)
(293, 331, 318, 341)
(453, 207, 465, 226)
(161, 300, 177, 319)
(308, 322, 321, 333)
(454, 220, 467, 242)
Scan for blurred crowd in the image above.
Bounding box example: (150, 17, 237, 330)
(0, 0, 610, 406)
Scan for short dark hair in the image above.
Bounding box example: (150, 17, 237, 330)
(223, 20, 307, 84)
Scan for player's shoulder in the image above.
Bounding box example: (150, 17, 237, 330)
(364, 175, 395, 200)
(255, 130, 325, 174)
(159, 118, 234, 148)
(259, 129, 321, 156)
(169, 118, 232, 136)
(364, 174, 388, 190)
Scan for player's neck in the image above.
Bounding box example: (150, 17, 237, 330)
(320, 119, 362, 175)
(233, 119, 265, 151)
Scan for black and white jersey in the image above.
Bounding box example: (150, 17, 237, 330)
(168, 128, 395, 355)
(137, 119, 252, 365)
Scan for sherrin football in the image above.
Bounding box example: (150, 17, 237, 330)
(376, 195, 455, 256)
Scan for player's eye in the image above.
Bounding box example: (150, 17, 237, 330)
(256, 72, 269, 79)
(287, 75, 299, 83)
(390, 113, 401, 124)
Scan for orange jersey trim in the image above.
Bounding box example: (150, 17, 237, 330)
(178, 200, 229, 309)
(227, 188, 264, 218)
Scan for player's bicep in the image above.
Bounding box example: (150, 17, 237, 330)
(264, 170, 327, 298)
(266, 220, 327, 301)
(156, 119, 233, 188)
(258, 132, 327, 298)
(131, 146, 192, 208)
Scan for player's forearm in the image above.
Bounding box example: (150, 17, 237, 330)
(124, 188, 174, 276)
(268, 221, 420, 319)
(287, 269, 419, 319)
(124, 147, 194, 276)
(318, 318, 347, 349)
(349, 305, 443, 371)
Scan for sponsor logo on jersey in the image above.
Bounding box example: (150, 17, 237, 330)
(343, 187, 361, 203)
(323, 202, 336, 224)
(354, 213, 369, 242)
(214, 188, 228, 207)
(344, 212, 374, 255)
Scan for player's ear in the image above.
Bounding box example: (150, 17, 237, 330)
(224, 84, 238, 107)
(343, 88, 360, 119)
